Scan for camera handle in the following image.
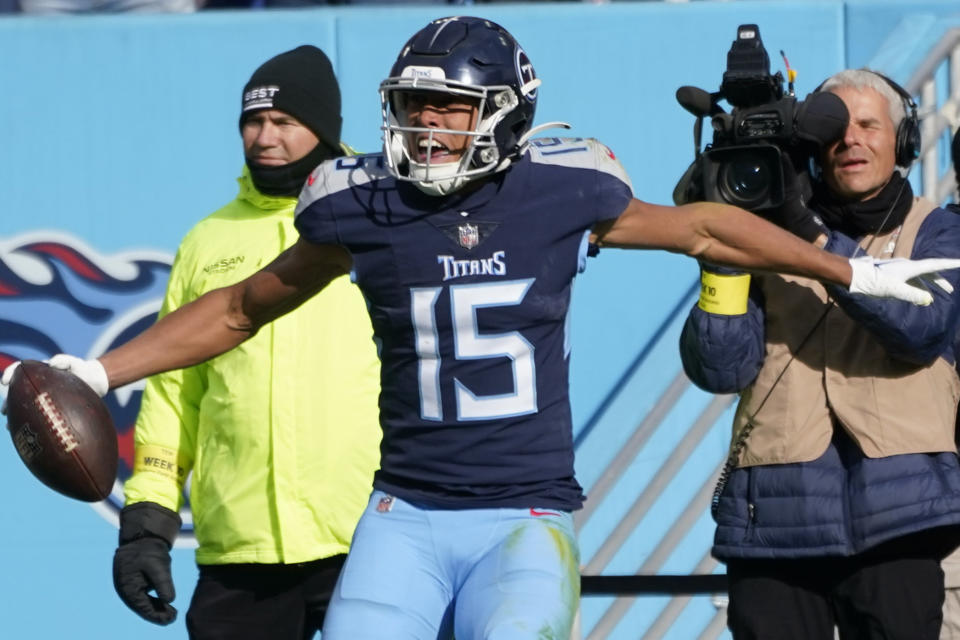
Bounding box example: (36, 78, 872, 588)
(676, 85, 723, 160)
(693, 116, 703, 160)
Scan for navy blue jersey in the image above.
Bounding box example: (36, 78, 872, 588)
(295, 137, 633, 510)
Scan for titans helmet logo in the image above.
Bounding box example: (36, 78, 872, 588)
(515, 47, 537, 103)
(0, 232, 195, 543)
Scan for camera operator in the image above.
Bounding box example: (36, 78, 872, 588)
(680, 68, 960, 639)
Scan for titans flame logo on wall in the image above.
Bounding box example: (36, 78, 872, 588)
(0, 232, 195, 544)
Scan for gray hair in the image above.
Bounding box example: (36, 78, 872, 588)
(818, 68, 907, 131)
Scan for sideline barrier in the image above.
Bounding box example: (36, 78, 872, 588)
(581, 573, 727, 596)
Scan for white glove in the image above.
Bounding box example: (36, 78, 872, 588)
(1, 361, 21, 387)
(848, 256, 960, 306)
(1, 356, 108, 415)
(47, 354, 110, 398)
(1, 361, 21, 415)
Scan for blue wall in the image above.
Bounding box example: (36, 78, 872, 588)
(0, 2, 956, 638)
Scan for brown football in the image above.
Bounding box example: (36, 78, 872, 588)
(5, 360, 117, 502)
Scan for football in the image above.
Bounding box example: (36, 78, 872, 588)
(5, 360, 117, 502)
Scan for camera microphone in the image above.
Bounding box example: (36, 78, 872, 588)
(676, 86, 718, 118)
(795, 90, 849, 148)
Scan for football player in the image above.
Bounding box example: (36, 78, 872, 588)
(5, 16, 960, 640)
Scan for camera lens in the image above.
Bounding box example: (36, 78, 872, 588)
(719, 155, 770, 208)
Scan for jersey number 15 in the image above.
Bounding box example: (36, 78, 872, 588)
(411, 279, 537, 422)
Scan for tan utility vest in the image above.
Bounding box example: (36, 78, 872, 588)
(733, 197, 960, 467)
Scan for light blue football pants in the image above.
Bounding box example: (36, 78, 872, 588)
(322, 490, 580, 640)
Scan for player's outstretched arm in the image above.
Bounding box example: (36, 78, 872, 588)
(593, 199, 850, 281)
(591, 198, 960, 306)
(98, 239, 351, 389)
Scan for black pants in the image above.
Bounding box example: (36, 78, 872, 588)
(725, 533, 951, 640)
(186, 554, 346, 640)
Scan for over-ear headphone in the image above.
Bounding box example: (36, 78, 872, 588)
(815, 70, 921, 167)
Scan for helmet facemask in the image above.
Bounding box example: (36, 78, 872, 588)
(380, 74, 521, 196)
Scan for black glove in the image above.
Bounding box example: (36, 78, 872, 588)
(113, 502, 181, 625)
(760, 153, 827, 243)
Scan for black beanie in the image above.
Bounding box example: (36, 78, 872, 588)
(239, 45, 342, 151)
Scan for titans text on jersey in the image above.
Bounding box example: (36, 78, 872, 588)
(438, 251, 507, 281)
(295, 137, 633, 510)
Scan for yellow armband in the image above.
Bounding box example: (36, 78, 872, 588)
(133, 444, 190, 487)
(698, 271, 751, 315)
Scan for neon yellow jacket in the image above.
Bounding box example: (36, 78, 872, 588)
(124, 167, 381, 565)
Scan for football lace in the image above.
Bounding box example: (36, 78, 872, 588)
(35, 392, 78, 453)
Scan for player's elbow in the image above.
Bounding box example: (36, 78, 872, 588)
(671, 203, 719, 258)
(223, 283, 259, 337)
(686, 236, 715, 260)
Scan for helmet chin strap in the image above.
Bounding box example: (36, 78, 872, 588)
(412, 121, 575, 196)
(405, 128, 475, 195)
(411, 162, 468, 196)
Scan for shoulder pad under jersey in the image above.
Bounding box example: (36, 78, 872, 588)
(526, 137, 632, 192)
(296, 153, 391, 215)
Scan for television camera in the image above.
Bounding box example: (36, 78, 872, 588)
(672, 24, 848, 211)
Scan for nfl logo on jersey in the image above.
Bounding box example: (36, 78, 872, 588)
(458, 223, 479, 250)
